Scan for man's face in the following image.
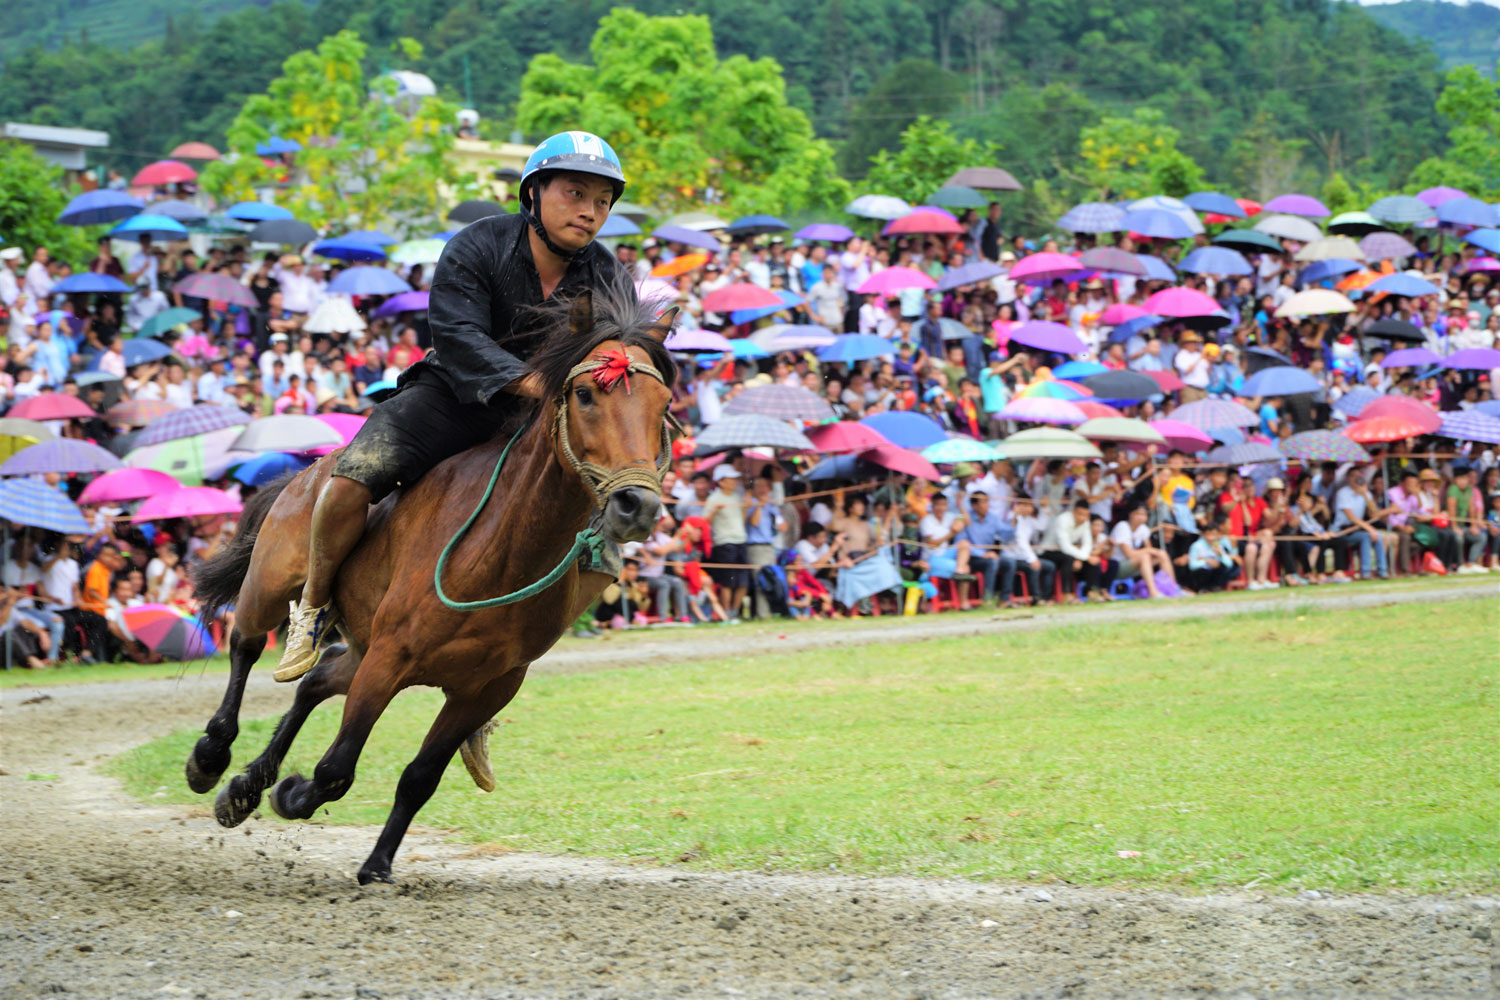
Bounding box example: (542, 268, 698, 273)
(971, 495, 988, 517)
(1129, 508, 1146, 527)
(34, 248, 49, 264)
(536, 172, 613, 254)
(693, 476, 711, 500)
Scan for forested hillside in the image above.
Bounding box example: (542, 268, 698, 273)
(1361, 0, 1500, 73)
(0, 0, 1449, 196)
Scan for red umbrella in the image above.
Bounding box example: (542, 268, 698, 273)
(1342, 415, 1429, 444)
(1144, 370, 1186, 392)
(131, 160, 198, 186)
(883, 211, 964, 236)
(803, 422, 893, 454)
(701, 283, 781, 313)
(1359, 396, 1441, 434)
(859, 443, 940, 481)
(1204, 198, 1262, 225)
(8, 393, 96, 421)
(1074, 401, 1124, 420)
(168, 142, 221, 161)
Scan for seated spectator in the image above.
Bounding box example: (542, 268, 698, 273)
(1110, 505, 1175, 599)
(1226, 475, 1274, 590)
(1446, 464, 1487, 574)
(786, 549, 835, 618)
(1330, 469, 1388, 580)
(918, 493, 972, 581)
(1187, 520, 1242, 592)
(635, 514, 689, 624)
(1041, 501, 1107, 602)
(956, 490, 1011, 602)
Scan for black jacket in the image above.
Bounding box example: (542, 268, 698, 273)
(425, 214, 636, 406)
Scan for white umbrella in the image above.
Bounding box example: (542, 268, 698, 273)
(1293, 236, 1365, 262)
(661, 212, 728, 231)
(232, 415, 344, 453)
(303, 295, 367, 334)
(1254, 214, 1323, 243)
(1274, 288, 1355, 318)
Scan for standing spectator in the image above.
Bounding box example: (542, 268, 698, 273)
(807, 264, 845, 330)
(1446, 464, 1487, 573)
(703, 465, 750, 620)
(24, 247, 54, 306)
(743, 473, 784, 618)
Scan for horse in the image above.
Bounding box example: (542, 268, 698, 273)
(184, 289, 677, 884)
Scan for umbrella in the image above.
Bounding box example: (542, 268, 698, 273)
(251, 219, 318, 245)
(0, 439, 122, 476)
(650, 226, 722, 252)
(109, 214, 188, 241)
(1278, 431, 1369, 464)
(921, 438, 1002, 464)
(1051, 361, 1109, 380)
(1465, 257, 1500, 274)
(935, 318, 974, 341)
(815, 335, 896, 364)
(664, 328, 733, 354)
(134, 486, 242, 523)
(1080, 370, 1160, 400)
(0, 478, 91, 534)
(1438, 411, 1500, 444)
(1206, 442, 1283, 465)
(1018, 379, 1091, 401)
(328, 266, 411, 296)
(1368, 195, 1432, 224)
(1142, 287, 1219, 318)
(1149, 419, 1214, 452)
(1326, 211, 1382, 235)
(1365, 318, 1426, 343)
(1119, 208, 1197, 241)
(935, 262, 1004, 291)
(661, 212, 727, 231)
(585, 216, 636, 240)
(1294, 236, 1364, 262)
(340, 229, 399, 247)
(1125, 254, 1174, 282)
(388, 239, 447, 265)
(0, 417, 56, 453)
(858, 444, 940, 480)
(232, 416, 343, 453)
(1108, 314, 1166, 343)
(604, 202, 646, 223)
(120, 604, 217, 660)
(128, 307, 198, 340)
(1178, 246, 1251, 275)
(884, 211, 963, 235)
(1263, 194, 1330, 218)
(52, 273, 132, 295)
(1435, 197, 1499, 228)
(226, 201, 293, 222)
(106, 399, 177, 427)
(304, 296, 368, 333)
(1343, 416, 1429, 444)
(1332, 387, 1379, 417)
(803, 422, 893, 454)
(695, 415, 814, 453)
(1009, 252, 1086, 284)
(1300, 259, 1363, 284)
(8, 394, 95, 421)
(1443, 347, 1500, 370)
(1078, 247, 1145, 275)
(726, 339, 770, 361)
(946, 167, 1022, 191)
(132, 160, 197, 186)
(1358, 396, 1441, 431)
(1183, 191, 1246, 218)
(702, 283, 781, 313)
(125, 426, 242, 485)
(1144, 370, 1186, 393)
(856, 267, 935, 295)
(725, 215, 790, 236)
(927, 186, 988, 209)
(137, 404, 252, 447)
(991, 427, 1102, 461)
(255, 136, 302, 156)
(794, 223, 855, 242)
(371, 291, 430, 318)
(1055, 202, 1126, 234)
(748, 324, 838, 351)
(232, 452, 313, 487)
(1212, 229, 1283, 254)
(77, 468, 182, 505)
(121, 340, 176, 367)
(998, 397, 1086, 425)
(1075, 401, 1124, 420)
(1170, 398, 1260, 431)
(1127, 196, 1204, 232)
(169, 142, 220, 160)
(650, 254, 710, 278)
(845, 195, 912, 220)
(448, 200, 506, 223)
(1253, 214, 1322, 243)
(1076, 417, 1165, 446)
(1100, 303, 1147, 325)
(722, 384, 834, 422)
(1240, 366, 1320, 396)
(1463, 229, 1500, 254)
(859, 412, 948, 449)
(172, 272, 257, 308)
(1380, 347, 1440, 368)
(310, 237, 387, 262)
(1417, 186, 1466, 207)
(58, 190, 144, 226)
(1274, 289, 1354, 318)
(731, 289, 803, 325)
(1006, 321, 1087, 354)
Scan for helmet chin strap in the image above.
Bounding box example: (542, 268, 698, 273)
(522, 179, 583, 262)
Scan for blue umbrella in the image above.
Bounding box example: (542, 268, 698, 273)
(1052, 360, 1109, 380)
(597, 215, 641, 238)
(1366, 274, 1443, 298)
(145, 200, 208, 223)
(726, 339, 770, 360)
(651, 226, 721, 252)
(1474, 400, 1500, 419)
(1108, 314, 1165, 343)
(1241, 366, 1320, 397)
(0, 439, 122, 476)
(109, 214, 189, 241)
(1299, 259, 1363, 284)
(430, 230, 462, 241)
(255, 136, 302, 155)
(1182, 191, 1245, 218)
(816, 335, 897, 364)
(1246, 346, 1296, 366)
(122, 339, 175, 367)
(936, 261, 1004, 292)
(1332, 386, 1379, 417)
(57, 190, 144, 226)
(731, 289, 803, 325)
(226, 201, 293, 222)
(1463, 229, 1500, 255)
(361, 379, 398, 396)
(328, 266, 412, 296)
(1056, 202, 1125, 234)
(1178, 246, 1251, 275)
(341, 229, 399, 246)
(53, 273, 132, 295)
(75, 371, 121, 387)
(1119, 209, 1196, 240)
(803, 453, 865, 480)
(858, 411, 947, 449)
(311, 237, 387, 262)
(1134, 255, 1177, 282)
(1367, 195, 1431, 225)
(845, 195, 911, 221)
(795, 223, 855, 243)
(1435, 197, 1499, 228)
(726, 214, 790, 236)
(232, 451, 312, 487)
(0, 477, 91, 534)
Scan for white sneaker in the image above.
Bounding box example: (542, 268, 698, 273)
(273, 600, 338, 683)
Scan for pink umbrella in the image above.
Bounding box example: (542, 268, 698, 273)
(1148, 419, 1214, 453)
(998, 396, 1087, 425)
(858, 443, 940, 481)
(804, 422, 893, 454)
(1144, 370, 1186, 392)
(131, 159, 198, 187)
(8, 393, 96, 421)
(883, 211, 963, 235)
(308, 413, 369, 457)
(1075, 401, 1124, 420)
(78, 468, 183, 505)
(664, 328, 734, 353)
(701, 283, 781, 313)
(1099, 303, 1146, 326)
(1142, 287, 1220, 318)
(1464, 257, 1500, 274)
(856, 267, 935, 295)
(1361, 396, 1442, 433)
(133, 485, 242, 523)
(1009, 252, 1086, 284)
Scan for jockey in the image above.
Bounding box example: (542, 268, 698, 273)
(274, 131, 635, 683)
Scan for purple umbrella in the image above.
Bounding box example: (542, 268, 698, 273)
(1170, 398, 1260, 431)
(998, 396, 1087, 425)
(1119, 208, 1197, 241)
(664, 328, 734, 353)
(328, 266, 411, 296)
(1380, 347, 1441, 368)
(1056, 202, 1125, 234)
(137, 404, 253, 448)
(1332, 386, 1379, 417)
(1178, 246, 1252, 275)
(1078, 247, 1145, 275)
(794, 223, 855, 243)
(1263, 194, 1330, 218)
(0, 439, 123, 476)
(1006, 321, 1087, 354)
(1439, 411, 1500, 444)
(935, 261, 1004, 291)
(372, 290, 430, 317)
(1359, 232, 1417, 261)
(652, 226, 722, 252)
(721, 384, 834, 421)
(172, 272, 259, 308)
(1278, 431, 1368, 463)
(1417, 186, 1467, 207)
(1435, 197, 1500, 228)
(1443, 347, 1500, 370)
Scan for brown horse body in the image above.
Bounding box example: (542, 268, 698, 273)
(185, 294, 674, 883)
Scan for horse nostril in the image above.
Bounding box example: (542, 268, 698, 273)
(612, 490, 640, 517)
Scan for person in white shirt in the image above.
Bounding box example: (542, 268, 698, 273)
(1174, 332, 1211, 400)
(125, 235, 160, 292)
(999, 495, 1053, 604)
(275, 255, 318, 315)
(125, 282, 170, 331)
(24, 247, 53, 306)
(1040, 501, 1105, 600)
(163, 364, 194, 408)
(1109, 506, 1173, 598)
(196, 356, 230, 404)
(918, 493, 972, 580)
(0, 247, 22, 308)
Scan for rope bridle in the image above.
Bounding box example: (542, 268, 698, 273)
(551, 350, 675, 508)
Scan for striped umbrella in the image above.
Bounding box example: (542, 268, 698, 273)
(0, 439, 123, 476)
(107, 399, 178, 427)
(1278, 431, 1369, 463)
(1056, 202, 1126, 234)
(694, 415, 815, 453)
(1206, 442, 1284, 465)
(1367, 195, 1431, 225)
(137, 404, 253, 447)
(1438, 410, 1500, 444)
(1018, 379, 1092, 401)
(1359, 232, 1417, 261)
(0, 478, 91, 534)
(1332, 387, 1379, 417)
(1170, 398, 1260, 431)
(722, 384, 834, 422)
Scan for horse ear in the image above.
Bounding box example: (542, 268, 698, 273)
(646, 306, 679, 344)
(569, 291, 594, 336)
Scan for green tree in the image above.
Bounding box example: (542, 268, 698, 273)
(514, 8, 850, 217)
(863, 116, 998, 206)
(1075, 108, 1204, 200)
(0, 141, 94, 264)
(837, 59, 965, 179)
(200, 31, 468, 235)
(1407, 63, 1500, 199)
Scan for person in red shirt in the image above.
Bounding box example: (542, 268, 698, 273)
(1227, 480, 1274, 590)
(385, 327, 424, 371)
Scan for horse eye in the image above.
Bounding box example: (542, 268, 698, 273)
(574, 386, 594, 406)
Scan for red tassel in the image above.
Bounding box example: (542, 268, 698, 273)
(591, 349, 633, 394)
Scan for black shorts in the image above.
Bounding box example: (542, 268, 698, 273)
(331, 363, 519, 502)
(709, 542, 750, 589)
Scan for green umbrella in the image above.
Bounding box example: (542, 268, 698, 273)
(134, 307, 200, 338)
(927, 185, 988, 209)
(1326, 211, 1382, 235)
(1212, 228, 1284, 254)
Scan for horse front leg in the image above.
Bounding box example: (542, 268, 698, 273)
(358, 666, 530, 885)
(185, 628, 268, 794)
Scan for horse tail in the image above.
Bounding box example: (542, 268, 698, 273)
(194, 473, 296, 627)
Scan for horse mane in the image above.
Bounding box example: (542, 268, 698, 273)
(525, 286, 679, 400)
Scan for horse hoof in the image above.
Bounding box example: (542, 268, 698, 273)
(214, 779, 261, 828)
(357, 863, 395, 886)
(185, 741, 229, 794)
(268, 775, 302, 821)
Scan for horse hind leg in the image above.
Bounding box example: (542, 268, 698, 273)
(214, 643, 357, 828)
(185, 629, 268, 794)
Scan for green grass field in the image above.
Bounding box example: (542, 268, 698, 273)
(108, 598, 1498, 893)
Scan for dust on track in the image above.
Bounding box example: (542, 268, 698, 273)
(1, 584, 1495, 999)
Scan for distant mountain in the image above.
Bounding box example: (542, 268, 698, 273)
(1358, 1, 1500, 71)
(0, 0, 306, 65)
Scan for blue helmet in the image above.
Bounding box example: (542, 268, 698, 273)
(519, 131, 626, 210)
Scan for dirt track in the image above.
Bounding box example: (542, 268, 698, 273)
(1, 584, 1496, 999)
